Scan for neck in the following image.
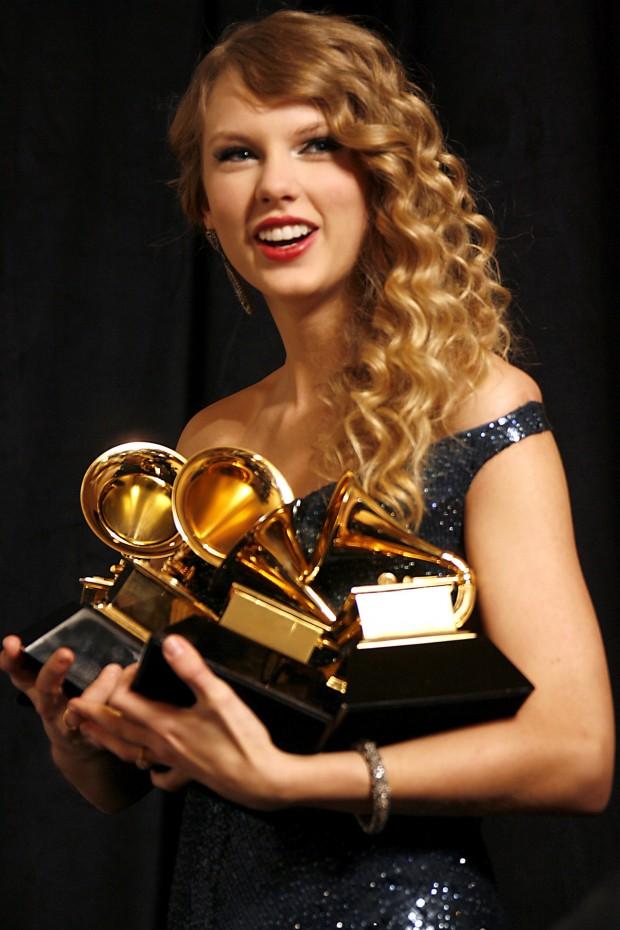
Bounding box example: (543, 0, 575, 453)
(264, 291, 351, 412)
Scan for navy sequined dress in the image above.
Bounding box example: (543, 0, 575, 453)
(167, 402, 549, 930)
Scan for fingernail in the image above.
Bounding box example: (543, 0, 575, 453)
(163, 635, 184, 658)
(63, 709, 79, 731)
(103, 663, 122, 674)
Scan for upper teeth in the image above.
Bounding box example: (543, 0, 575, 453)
(257, 224, 313, 242)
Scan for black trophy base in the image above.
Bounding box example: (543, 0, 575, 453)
(331, 635, 532, 747)
(23, 603, 143, 694)
(131, 616, 533, 753)
(132, 617, 337, 754)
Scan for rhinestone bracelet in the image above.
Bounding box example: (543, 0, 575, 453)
(354, 739, 391, 834)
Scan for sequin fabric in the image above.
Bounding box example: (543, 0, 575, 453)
(291, 400, 549, 559)
(167, 402, 549, 930)
(169, 789, 502, 930)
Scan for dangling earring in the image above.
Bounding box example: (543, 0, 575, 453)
(204, 228, 254, 316)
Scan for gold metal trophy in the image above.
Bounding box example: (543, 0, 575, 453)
(25, 444, 533, 748)
(23, 443, 294, 692)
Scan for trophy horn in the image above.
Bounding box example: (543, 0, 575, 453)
(308, 472, 476, 629)
(171, 447, 295, 567)
(80, 442, 187, 559)
(233, 504, 338, 625)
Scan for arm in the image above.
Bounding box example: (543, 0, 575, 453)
(280, 430, 613, 814)
(287, 431, 614, 814)
(375, 430, 614, 814)
(0, 637, 152, 813)
(68, 430, 614, 816)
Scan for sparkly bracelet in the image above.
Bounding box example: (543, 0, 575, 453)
(354, 739, 391, 834)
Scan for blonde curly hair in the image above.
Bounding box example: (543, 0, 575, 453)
(169, 10, 510, 527)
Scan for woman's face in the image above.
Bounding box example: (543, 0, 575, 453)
(200, 70, 368, 312)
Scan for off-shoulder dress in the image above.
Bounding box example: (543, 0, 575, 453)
(167, 401, 549, 930)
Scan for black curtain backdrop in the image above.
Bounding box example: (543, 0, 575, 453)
(1, 2, 618, 929)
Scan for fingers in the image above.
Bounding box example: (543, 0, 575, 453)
(98, 637, 232, 723)
(82, 663, 125, 703)
(103, 666, 176, 723)
(30, 649, 75, 722)
(3, 646, 75, 723)
(62, 664, 125, 729)
(74, 705, 179, 776)
(35, 648, 75, 696)
(74, 705, 150, 763)
(2, 638, 87, 744)
(69, 696, 147, 746)
(79, 721, 132, 758)
(162, 635, 233, 706)
(0, 636, 37, 691)
(72, 698, 175, 772)
(70, 662, 168, 762)
(1, 635, 23, 663)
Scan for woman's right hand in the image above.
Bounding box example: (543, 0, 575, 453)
(0, 635, 123, 758)
(1, 635, 151, 811)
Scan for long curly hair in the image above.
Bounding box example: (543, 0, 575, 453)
(169, 10, 511, 526)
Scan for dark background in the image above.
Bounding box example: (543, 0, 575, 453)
(1, 2, 618, 928)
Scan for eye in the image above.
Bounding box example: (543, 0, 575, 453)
(300, 136, 342, 155)
(214, 146, 256, 163)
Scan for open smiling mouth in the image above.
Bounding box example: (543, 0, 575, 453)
(256, 224, 316, 249)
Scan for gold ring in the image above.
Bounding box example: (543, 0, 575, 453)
(135, 746, 151, 770)
(62, 708, 79, 732)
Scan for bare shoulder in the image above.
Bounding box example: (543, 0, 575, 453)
(177, 378, 271, 457)
(176, 397, 239, 458)
(450, 356, 542, 433)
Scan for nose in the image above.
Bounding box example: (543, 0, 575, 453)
(255, 151, 301, 204)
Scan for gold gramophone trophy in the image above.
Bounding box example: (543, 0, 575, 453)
(25, 443, 533, 749)
(23, 442, 294, 693)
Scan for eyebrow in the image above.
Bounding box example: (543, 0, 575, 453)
(205, 121, 329, 147)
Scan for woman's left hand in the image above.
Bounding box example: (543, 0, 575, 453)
(67, 635, 289, 808)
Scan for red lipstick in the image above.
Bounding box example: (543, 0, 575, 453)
(253, 215, 318, 262)
(253, 215, 316, 234)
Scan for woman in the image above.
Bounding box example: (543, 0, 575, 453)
(1, 11, 614, 930)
